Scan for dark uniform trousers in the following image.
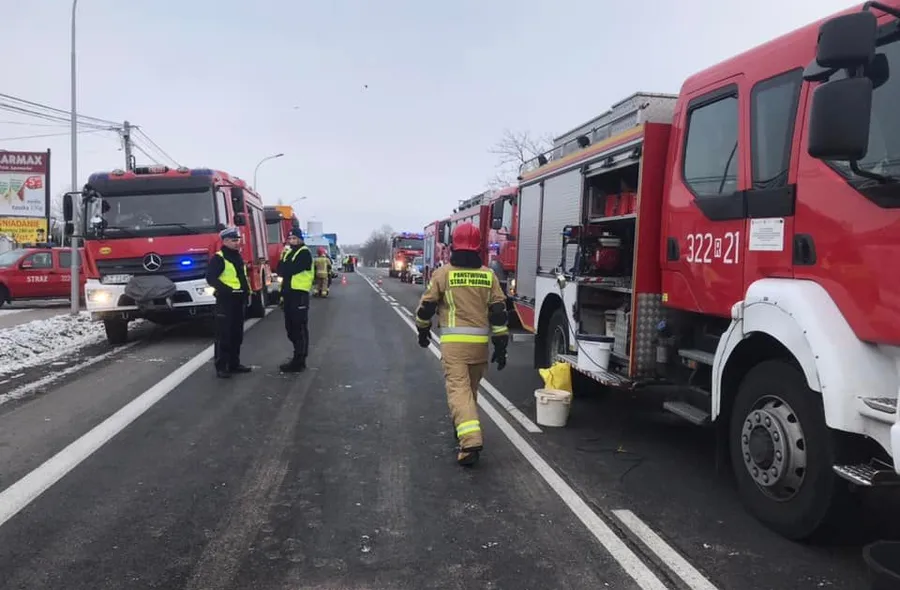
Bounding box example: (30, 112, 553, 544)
(214, 292, 245, 371)
(283, 289, 310, 360)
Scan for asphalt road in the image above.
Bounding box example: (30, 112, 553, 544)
(0, 300, 71, 330)
(0, 269, 894, 589)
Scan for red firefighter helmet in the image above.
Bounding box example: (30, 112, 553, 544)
(451, 222, 481, 252)
(318, 247, 327, 256)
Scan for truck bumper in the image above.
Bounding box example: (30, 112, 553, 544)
(85, 278, 216, 320)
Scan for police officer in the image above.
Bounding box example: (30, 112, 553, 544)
(206, 227, 252, 378)
(414, 222, 508, 466)
(277, 228, 314, 372)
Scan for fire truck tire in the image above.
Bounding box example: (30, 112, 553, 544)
(103, 318, 128, 346)
(0, 285, 7, 307)
(729, 359, 852, 541)
(247, 290, 266, 319)
(542, 308, 569, 369)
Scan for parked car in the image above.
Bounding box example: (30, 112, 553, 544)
(0, 247, 86, 307)
(406, 256, 425, 284)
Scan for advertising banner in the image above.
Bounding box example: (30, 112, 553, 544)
(0, 217, 48, 243)
(0, 150, 50, 218)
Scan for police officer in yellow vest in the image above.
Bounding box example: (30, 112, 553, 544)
(205, 227, 252, 379)
(277, 228, 314, 372)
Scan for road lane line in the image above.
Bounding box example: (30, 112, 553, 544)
(0, 310, 272, 529)
(613, 510, 718, 590)
(478, 379, 541, 434)
(361, 270, 715, 590)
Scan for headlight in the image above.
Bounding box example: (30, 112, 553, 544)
(195, 286, 216, 297)
(86, 289, 113, 304)
(394, 261, 404, 270)
(276, 276, 283, 284)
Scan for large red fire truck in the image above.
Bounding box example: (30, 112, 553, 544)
(63, 165, 272, 344)
(389, 231, 424, 281)
(264, 204, 300, 303)
(486, 184, 519, 294)
(513, 1, 900, 541)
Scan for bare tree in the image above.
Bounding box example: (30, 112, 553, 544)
(360, 226, 393, 266)
(487, 129, 553, 188)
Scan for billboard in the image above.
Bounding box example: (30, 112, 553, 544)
(0, 150, 50, 218)
(0, 217, 48, 243)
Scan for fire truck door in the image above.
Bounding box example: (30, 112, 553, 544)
(741, 69, 804, 286)
(665, 80, 746, 318)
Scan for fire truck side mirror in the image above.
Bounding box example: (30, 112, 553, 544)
(64, 222, 74, 237)
(62, 193, 74, 222)
(815, 11, 877, 70)
(490, 203, 503, 231)
(233, 213, 247, 226)
(808, 77, 872, 161)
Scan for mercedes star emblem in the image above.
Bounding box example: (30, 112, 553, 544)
(143, 253, 162, 272)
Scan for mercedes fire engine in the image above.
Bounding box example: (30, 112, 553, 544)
(63, 165, 273, 345)
(389, 231, 424, 281)
(512, 1, 900, 541)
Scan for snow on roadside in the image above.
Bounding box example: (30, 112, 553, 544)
(0, 312, 107, 375)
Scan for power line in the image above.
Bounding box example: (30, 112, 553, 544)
(0, 92, 119, 127)
(134, 128, 181, 167)
(0, 129, 109, 142)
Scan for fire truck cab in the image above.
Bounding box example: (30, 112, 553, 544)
(63, 165, 272, 345)
(264, 205, 300, 304)
(487, 185, 519, 295)
(514, 0, 900, 541)
(389, 232, 425, 281)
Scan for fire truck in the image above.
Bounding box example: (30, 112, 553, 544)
(486, 185, 519, 295)
(264, 204, 300, 303)
(389, 231, 424, 281)
(62, 165, 273, 345)
(512, 1, 900, 541)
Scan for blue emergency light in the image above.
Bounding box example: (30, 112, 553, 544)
(180, 259, 193, 267)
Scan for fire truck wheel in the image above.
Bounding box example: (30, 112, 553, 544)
(103, 318, 129, 346)
(0, 285, 7, 307)
(248, 291, 266, 319)
(729, 359, 852, 541)
(542, 308, 569, 368)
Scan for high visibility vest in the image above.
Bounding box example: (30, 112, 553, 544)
(215, 251, 244, 290)
(281, 245, 313, 292)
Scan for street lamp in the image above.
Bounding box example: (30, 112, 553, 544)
(69, 0, 80, 316)
(288, 196, 307, 208)
(253, 153, 284, 190)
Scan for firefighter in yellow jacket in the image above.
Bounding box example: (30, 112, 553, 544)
(414, 222, 508, 466)
(313, 247, 332, 297)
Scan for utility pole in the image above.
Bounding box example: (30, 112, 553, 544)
(122, 120, 134, 170)
(69, 0, 80, 316)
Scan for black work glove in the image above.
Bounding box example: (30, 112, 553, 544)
(491, 334, 509, 370)
(417, 327, 431, 348)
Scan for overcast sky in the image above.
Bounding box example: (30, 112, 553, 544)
(5, 0, 857, 244)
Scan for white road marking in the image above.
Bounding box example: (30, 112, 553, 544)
(478, 379, 541, 434)
(613, 510, 718, 590)
(360, 271, 715, 590)
(0, 310, 272, 529)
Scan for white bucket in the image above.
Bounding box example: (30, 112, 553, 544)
(534, 388, 573, 427)
(576, 334, 614, 372)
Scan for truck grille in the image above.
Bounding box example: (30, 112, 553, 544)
(97, 252, 209, 282)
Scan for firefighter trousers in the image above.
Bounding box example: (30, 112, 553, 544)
(283, 290, 310, 360)
(214, 292, 245, 371)
(441, 354, 487, 450)
(314, 276, 329, 296)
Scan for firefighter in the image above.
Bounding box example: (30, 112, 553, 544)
(277, 228, 314, 372)
(313, 247, 332, 297)
(206, 227, 252, 379)
(414, 222, 508, 466)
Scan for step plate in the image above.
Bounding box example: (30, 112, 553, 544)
(663, 400, 710, 425)
(833, 463, 900, 487)
(556, 354, 631, 387)
(862, 396, 898, 415)
(678, 348, 715, 366)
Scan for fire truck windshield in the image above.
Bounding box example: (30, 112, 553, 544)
(266, 221, 282, 244)
(829, 37, 900, 186)
(393, 238, 423, 250)
(86, 188, 217, 239)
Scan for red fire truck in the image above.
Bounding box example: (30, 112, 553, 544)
(486, 185, 519, 295)
(264, 204, 300, 303)
(389, 231, 425, 281)
(513, 1, 900, 540)
(63, 165, 273, 344)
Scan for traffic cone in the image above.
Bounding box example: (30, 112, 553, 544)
(341, 274, 347, 286)
(377, 279, 383, 286)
